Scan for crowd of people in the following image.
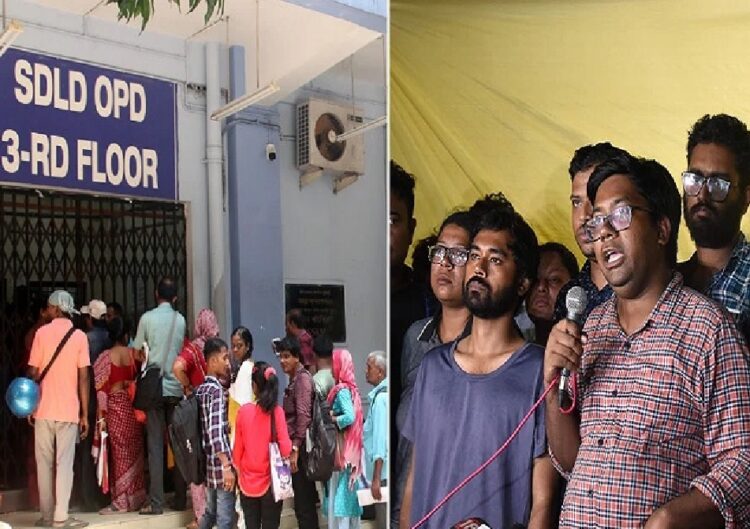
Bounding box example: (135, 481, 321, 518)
(391, 113, 750, 528)
(24, 278, 388, 529)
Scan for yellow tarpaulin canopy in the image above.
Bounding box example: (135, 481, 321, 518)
(391, 0, 750, 262)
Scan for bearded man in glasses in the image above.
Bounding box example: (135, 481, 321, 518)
(392, 208, 475, 529)
(678, 114, 750, 343)
(545, 155, 750, 529)
(400, 195, 557, 529)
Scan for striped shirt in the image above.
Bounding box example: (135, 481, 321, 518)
(196, 376, 232, 489)
(554, 274, 750, 528)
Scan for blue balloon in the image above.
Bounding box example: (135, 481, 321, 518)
(5, 377, 40, 418)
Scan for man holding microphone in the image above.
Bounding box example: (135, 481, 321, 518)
(545, 154, 750, 528)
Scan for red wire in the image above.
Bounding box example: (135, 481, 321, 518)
(560, 372, 577, 415)
(410, 374, 567, 529)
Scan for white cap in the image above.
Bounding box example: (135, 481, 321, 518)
(81, 299, 107, 320)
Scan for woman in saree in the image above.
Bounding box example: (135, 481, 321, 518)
(173, 308, 220, 529)
(94, 316, 146, 514)
(326, 348, 364, 529)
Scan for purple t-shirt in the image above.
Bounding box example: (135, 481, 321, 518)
(403, 341, 547, 529)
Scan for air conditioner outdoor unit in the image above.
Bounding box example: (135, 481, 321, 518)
(296, 98, 365, 192)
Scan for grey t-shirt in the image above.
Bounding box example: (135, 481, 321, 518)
(403, 341, 547, 529)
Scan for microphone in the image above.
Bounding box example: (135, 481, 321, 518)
(558, 286, 588, 408)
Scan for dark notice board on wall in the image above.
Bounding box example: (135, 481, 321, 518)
(285, 284, 346, 342)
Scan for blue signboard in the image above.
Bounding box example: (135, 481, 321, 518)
(0, 49, 178, 201)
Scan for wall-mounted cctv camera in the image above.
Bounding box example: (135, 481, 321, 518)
(265, 143, 277, 161)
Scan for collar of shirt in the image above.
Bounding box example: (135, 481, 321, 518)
(49, 317, 73, 331)
(708, 232, 750, 285)
(203, 375, 224, 389)
(578, 261, 608, 295)
(416, 307, 472, 344)
(599, 272, 684, 337)
(417, 308, 442, 343)
(368, 377, 388, 402)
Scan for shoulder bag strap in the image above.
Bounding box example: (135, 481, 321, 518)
(159, 310, 179, 375)
(37, 326, 77, 384)
(372, 385, 387, 403)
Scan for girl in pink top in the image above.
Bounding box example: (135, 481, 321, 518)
(233, 361, 292, 529)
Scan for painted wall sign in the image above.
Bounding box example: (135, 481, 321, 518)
(285, 283, 346, 342)
(0, 49, 178, 200)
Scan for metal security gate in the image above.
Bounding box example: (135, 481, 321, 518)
(0, 186, 188, 492)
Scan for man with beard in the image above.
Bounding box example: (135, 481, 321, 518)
(392, 209, 474, 529)
(546, 155, 750, 528)
(400, 195, 556, 529)
(553, 143, 632, 323)
(678, 114, 750, 342)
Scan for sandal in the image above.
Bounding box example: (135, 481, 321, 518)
(34, 519, 52, 527)
(52, 518, 89, 528)
(99, 505, 127, 515)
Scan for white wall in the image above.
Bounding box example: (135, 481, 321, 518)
(277, 60, 387, 396)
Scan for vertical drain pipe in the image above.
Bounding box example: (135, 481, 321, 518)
(205, 42, 226, 328)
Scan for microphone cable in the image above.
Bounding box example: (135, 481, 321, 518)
(410, 372, 577, 529)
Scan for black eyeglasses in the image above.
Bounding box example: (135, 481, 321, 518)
(427, 244, 469, 267)
(583, 204, 652, 242)
(682, 171, 732, 202)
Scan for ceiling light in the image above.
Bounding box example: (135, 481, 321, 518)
(335, 115, 387, 142)
(210, 81, 280, 121)
(0, 20, 23, 58)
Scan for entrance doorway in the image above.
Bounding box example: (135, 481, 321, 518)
(0, 186, 188, 495)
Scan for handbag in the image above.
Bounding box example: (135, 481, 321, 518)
(133, 311, 178, 411)
(269, 410, 294, 502)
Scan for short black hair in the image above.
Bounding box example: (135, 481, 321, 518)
(106, 301, 123, 316)
(286, 308, 306, 329)
(687, 114, 750, 189)
(107, 316, 130, 345)
(157, 277, 177, 301)
(276, 336, 301, 358)
(588, 156, 681, 266)
(568, 142, 631, 179)
(313, 335, 333, 359)
(391, 161, 416, 219)
(539, 242, 579, 278)
(439, 209, 476, 236)
(411, 233, 438, 285)
(471, 193, 540, 282)
(204, 337, 228, 361)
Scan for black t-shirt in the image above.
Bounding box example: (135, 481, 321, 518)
(390, 267, 427, 480)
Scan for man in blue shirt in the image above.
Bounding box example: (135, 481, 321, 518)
(364, 350, 388, 529)
(132, 277, 188, 515)
(401, 194, 556, 529)
(678, 114, 750, 343)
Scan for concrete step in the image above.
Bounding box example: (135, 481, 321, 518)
(0, 506, 379, 529)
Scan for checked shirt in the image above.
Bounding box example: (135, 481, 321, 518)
(196, 376, 232, 489)
(553, 274, 750, 529)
